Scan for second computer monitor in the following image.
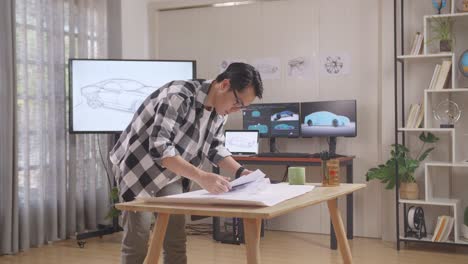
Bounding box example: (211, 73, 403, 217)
(300, 100, 357, 137)
(242, 103, 300, 138)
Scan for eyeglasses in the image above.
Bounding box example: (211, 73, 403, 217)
(232, 89, 246, 109)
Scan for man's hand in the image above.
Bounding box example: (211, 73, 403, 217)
(196, 172, 232, 194)
(240, 169, 253, 176)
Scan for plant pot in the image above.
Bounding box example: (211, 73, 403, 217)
(400, 182, 419, 200)
(440, 40, 451, 52)
(463, 225, 468, 240)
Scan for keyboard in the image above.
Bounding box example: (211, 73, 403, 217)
(256, 152, 312, 158)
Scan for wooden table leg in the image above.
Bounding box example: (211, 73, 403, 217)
(144, 213, 170, 264)
(327, 198, 353, 264)
(243, 218, 262, 264)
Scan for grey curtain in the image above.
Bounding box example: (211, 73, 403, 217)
(1, 0, 110, 254)
(0, 0, 18, 255)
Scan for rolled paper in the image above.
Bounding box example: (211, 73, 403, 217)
(288, 167, 306, 185)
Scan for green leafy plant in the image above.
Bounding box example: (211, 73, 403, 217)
(464, 206, 468, 227)
(366, 132, 439, 189)
(428, 17, 455, 47)
(105, 186, 121, 220)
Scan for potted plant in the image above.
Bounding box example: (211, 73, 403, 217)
(428, 17, 454, 52)
(464, 206, 468, 240)
(366, 132, 439, 200)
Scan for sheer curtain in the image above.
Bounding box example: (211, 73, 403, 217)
(0, 0, 18, 255)
(13, 0, 110, 252)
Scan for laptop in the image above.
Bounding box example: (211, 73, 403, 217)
(224, 130, 259, 156)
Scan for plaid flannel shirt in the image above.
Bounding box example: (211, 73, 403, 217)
(109, 80, 231, 202)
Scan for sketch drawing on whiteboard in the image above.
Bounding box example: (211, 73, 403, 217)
(324, 56, 344, 74)
(79, 79, 157, 113)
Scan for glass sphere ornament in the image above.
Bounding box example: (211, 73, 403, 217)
(433, 99, 461, 128)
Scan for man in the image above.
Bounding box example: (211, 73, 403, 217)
(110, 62, 263, 264)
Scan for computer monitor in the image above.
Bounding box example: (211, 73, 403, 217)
(300, 100, 357, 137)
(242, 103, 300, 138)
(300, 100, 357, 155)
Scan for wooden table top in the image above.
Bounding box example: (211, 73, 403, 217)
(116, 183, 366, 219)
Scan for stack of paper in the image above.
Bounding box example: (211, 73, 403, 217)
(138, 170, 315, 207)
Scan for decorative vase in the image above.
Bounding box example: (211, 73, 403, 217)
(440, 39, 451, 52)
(463, 225, 468, 240)
(400, 182, 419, 200)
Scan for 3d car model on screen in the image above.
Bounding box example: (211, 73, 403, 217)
(271, 110, 295, 121)
(248, 124, 268, 134)
(80, 79, 157, 112)
(252, 110, 261, 117)
(274, 124, 295, 130)
(304, 111, 350, 127)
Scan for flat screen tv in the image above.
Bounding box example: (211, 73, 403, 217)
(69, 59, 196, 133)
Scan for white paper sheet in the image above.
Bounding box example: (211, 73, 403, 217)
(137, 170, 315, 207)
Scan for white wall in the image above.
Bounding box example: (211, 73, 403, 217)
(119, 0, 399, 240)
(121, 0, 150, 59)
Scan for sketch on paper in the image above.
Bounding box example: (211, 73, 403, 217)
(325, 56, 344, 74)
(287, 56, 313, 79)
(320, 53, 351, 76)
(78, 78, 157, 113)
(219, 59, 246, 73)
(252, 58, 281, 80)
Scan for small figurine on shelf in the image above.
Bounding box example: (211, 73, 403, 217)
(320, 151, 340, 186)
(432, 0, 447, 14)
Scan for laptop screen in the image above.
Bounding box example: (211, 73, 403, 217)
(224, 130, 259, 155)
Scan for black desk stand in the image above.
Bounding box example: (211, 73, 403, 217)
(212, 155, 354, 250)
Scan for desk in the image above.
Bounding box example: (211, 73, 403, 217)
(116, 183, 365, 264)
(216, 155, 355, 250)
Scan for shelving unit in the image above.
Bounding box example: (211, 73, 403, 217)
(394, 0, 468, 249)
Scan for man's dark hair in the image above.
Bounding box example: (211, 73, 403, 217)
(215, 62, 263, 99)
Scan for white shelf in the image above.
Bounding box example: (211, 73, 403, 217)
(399, 236, 463, 245)
(456, 237, 468, 245)
(397, 5, 468, 250)
(426, 88, 468, 93)
(398, 128, 454, 132)
(426, 162, 468, 168)
(399, 198, 460, 206)
(425, 12, 468, 19)
(396, 53, 453, 62)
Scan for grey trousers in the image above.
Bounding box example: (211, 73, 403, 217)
(120, 180, 187, 264)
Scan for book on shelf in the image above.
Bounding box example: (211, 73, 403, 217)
(405, 103, 423, 128)
(433, 60, 452, 90)
(409, 32, 423, 55)
(413, 101, 424, 128)
(427, 64, 441, 90)
(431, 215, 454, 242)
(440, 216, 454, 242)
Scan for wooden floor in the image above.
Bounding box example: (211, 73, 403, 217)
(1, 231, 467, 264)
